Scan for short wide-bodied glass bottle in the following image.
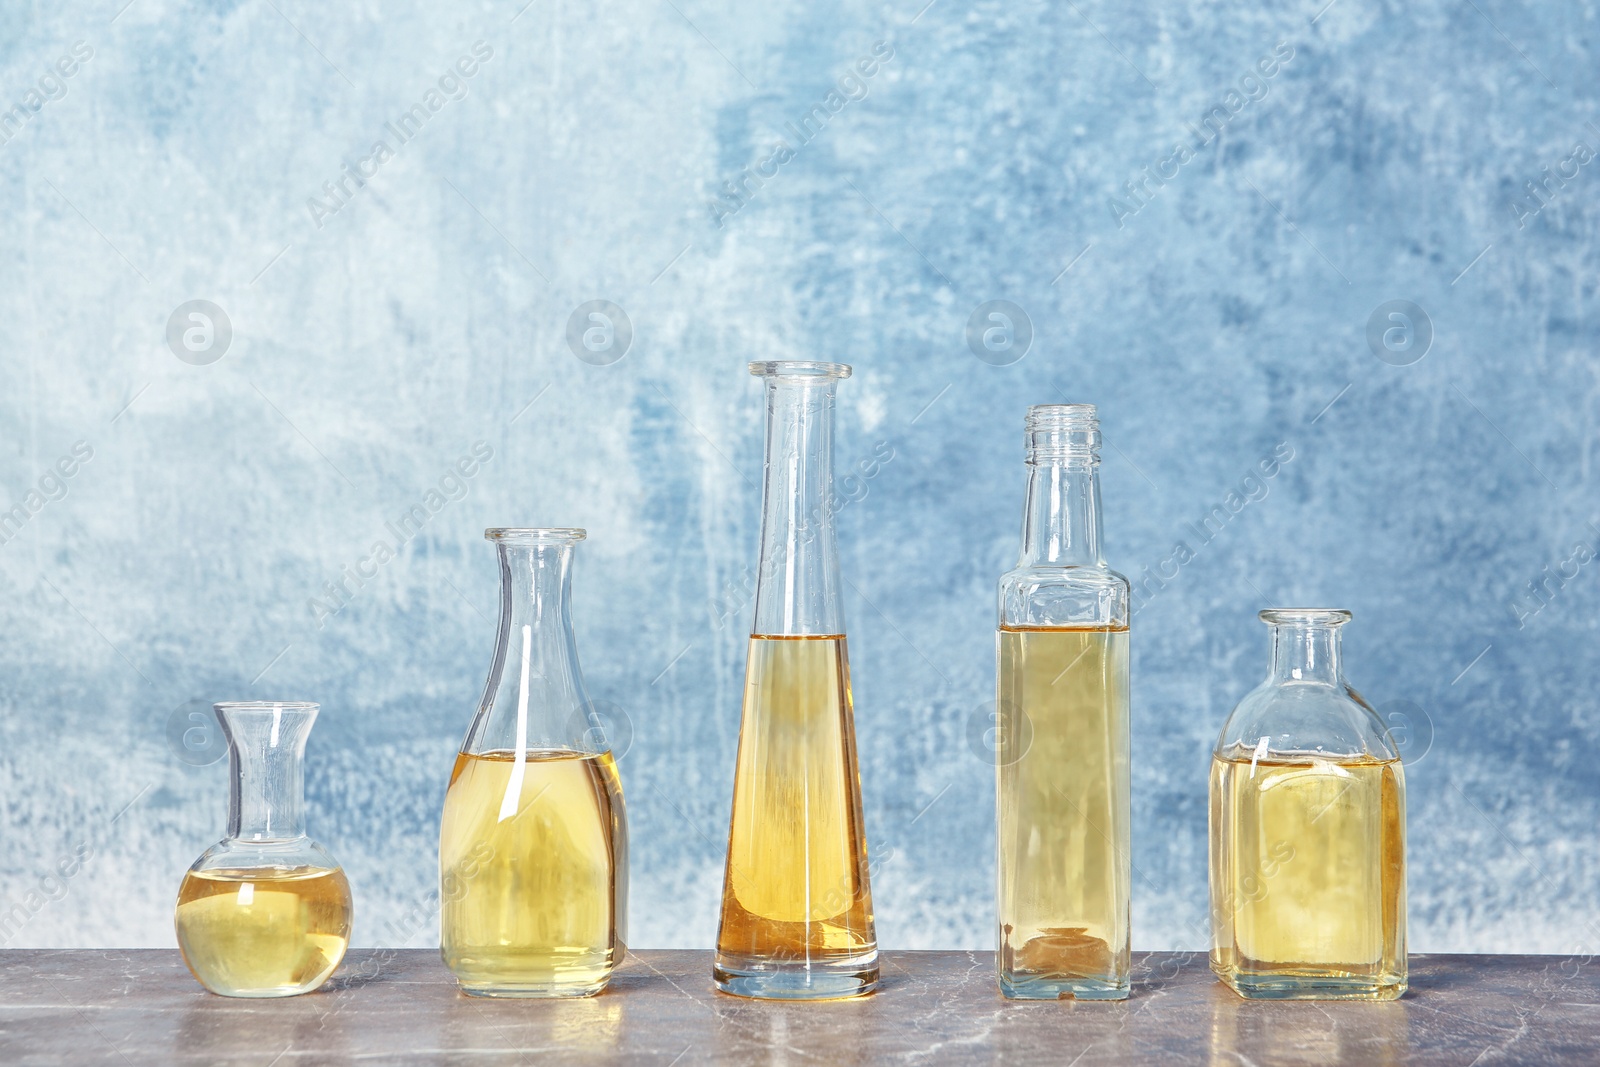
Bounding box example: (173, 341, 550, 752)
(440, 528, 628, 998)
(714, 361, 877, 1000)
(1209, 609, 1407, 1000)
(175, 701, 352, 998)
(995, 404, 1131, 1000)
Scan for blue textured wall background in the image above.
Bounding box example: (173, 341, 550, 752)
(0, 0, 1596, 955)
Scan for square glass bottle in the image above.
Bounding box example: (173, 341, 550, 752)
(1209, 609, 1407, 1001)
(995, 404, 1131, 1000)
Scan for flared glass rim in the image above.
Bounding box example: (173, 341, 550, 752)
(213, 701, 319, 713)
(748, 360, 852, 380)
(1259, 608, 1352, 626)
(485, 528, 587, 544)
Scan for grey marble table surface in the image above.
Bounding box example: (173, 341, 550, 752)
(0, 950, 1594, 1065)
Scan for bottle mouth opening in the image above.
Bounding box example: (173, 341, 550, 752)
(1259, 608, 1351, 627)
(749, 360, 852, 382)
(485, 528, 587, 545)
(214, 701, 319, 713)
(1026, 403, 1099, 464)
(1026, 403, 1097, 431)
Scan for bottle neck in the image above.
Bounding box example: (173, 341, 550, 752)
(752, 377, 844, 635)
(1268, 623, 1344, 684)
(1020, 462, 1103, 567)
(497, 542, 577, 656)
(482, 542, 588, 738)
(222, 707, 315, 843)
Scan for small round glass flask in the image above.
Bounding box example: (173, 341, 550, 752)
(439, 528, 628, 998)
(175, 701, 352, 998)
(1209, 610, 1407, 1001)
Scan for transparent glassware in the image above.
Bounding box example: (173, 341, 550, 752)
(175, 701, 352, 998)
(440, 528, 628, 998)
(995, 404, 1131, 1000)
(713, 361, 878, 1001)
(1209, 609, 1407, 1001)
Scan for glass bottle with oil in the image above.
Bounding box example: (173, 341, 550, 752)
(175, 701, 352, 998)
(440, 528, 628, 998)
(995, 404, 1131, 1000)
(1209, 608, 1406, 1000)
(714, 361, 877, 1000)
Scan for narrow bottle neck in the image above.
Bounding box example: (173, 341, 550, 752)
(497, 543, 576, 646)
(1020, 462, 1103, 567)
(1268, 624, 1344, 684)
(222, 707, 315, 843)
(752, 378, 843, 635)
(489, 543, 585, 709)
(230, 751, 306, 841)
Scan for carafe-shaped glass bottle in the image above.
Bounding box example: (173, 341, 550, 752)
(995, 404, 1131, 1000)
(440, 528, 628, 998)
(175, 701, 352, 998)
(713, 361, 877, 1000)
(1209, 609, 1406, 1000)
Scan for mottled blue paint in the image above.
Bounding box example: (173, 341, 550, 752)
(0, 0, 1595, 955)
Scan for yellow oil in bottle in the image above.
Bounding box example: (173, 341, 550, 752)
(996, 624, 1130, 999)
(439, 748, 626, 997)
(175, 866, 351, 997)
(1209, 752, 1406, 1000)
(714, 634, 877, 999)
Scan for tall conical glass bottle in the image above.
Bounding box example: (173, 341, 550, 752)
(440, 528, 628, 998)
(995, 404, 1131, 1000)
(713, 361, 878, 1000)
(1209, 609, 1406, 1000)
